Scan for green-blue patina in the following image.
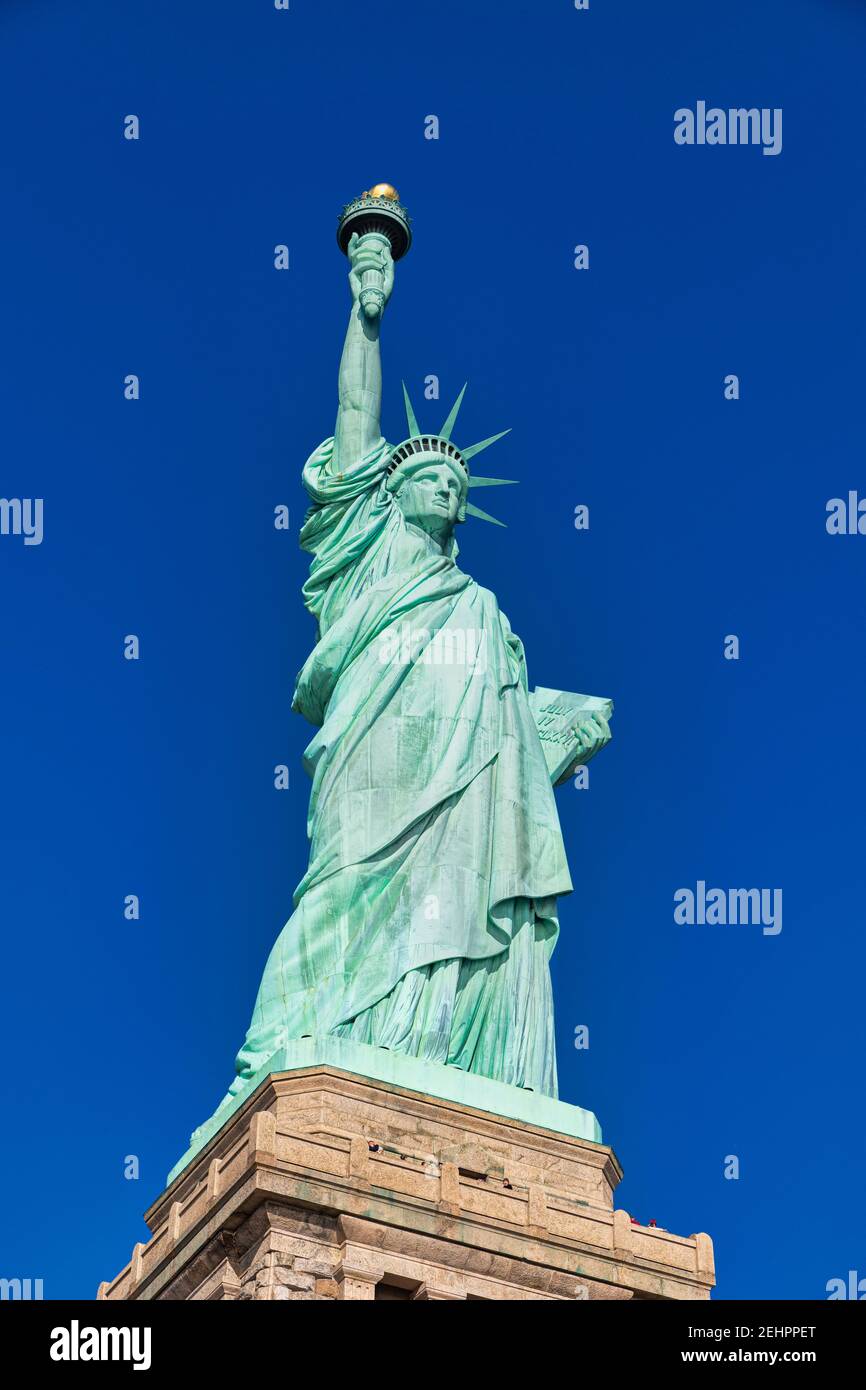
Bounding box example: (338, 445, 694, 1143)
(173, 210, 612, 1182)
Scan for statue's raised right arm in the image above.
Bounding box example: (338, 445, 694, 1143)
(333, 232, 394, 468)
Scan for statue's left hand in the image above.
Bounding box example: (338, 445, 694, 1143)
(570, 712, 612, 767)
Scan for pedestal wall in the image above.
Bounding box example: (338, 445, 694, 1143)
(99, 1067, 714, 1302)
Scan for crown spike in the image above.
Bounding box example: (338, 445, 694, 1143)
(465, 501, 506, 527)
(401, 381, 421, 438)
(468, 476, 517, 489)
(461, 428, 511, 460)
(440, 382, 468, 441)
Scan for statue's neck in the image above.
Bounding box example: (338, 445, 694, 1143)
(402, 517, 454, 557)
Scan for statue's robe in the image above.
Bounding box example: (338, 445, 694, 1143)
(220, 436, 573, 1111)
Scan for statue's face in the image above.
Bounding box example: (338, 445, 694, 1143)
(394, 460, 463, 543)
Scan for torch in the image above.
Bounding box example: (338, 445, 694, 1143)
(337, 184, 412, 320)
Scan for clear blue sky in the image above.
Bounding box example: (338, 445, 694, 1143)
(1, 0, 864, 1300)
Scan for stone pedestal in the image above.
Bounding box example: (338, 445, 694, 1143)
(99, 1063, 714, 1301)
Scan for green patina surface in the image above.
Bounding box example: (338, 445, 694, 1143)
(171, 195, 612, 1184)
(168, 1037, 603, 1186)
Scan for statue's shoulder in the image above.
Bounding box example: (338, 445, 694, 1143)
(303, 436, 391, 506)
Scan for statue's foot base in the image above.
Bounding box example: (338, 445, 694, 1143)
(99, 1051, 715, 1302)
(175, 1035, 601, 1187)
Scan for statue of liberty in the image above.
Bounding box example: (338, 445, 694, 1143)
(198, 189, 611, 1140)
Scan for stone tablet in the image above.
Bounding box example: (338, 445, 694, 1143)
(528, 686, 614, 786)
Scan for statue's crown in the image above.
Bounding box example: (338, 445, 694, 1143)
(387, 434, 469, 479)
(387, 383, 517, 527)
